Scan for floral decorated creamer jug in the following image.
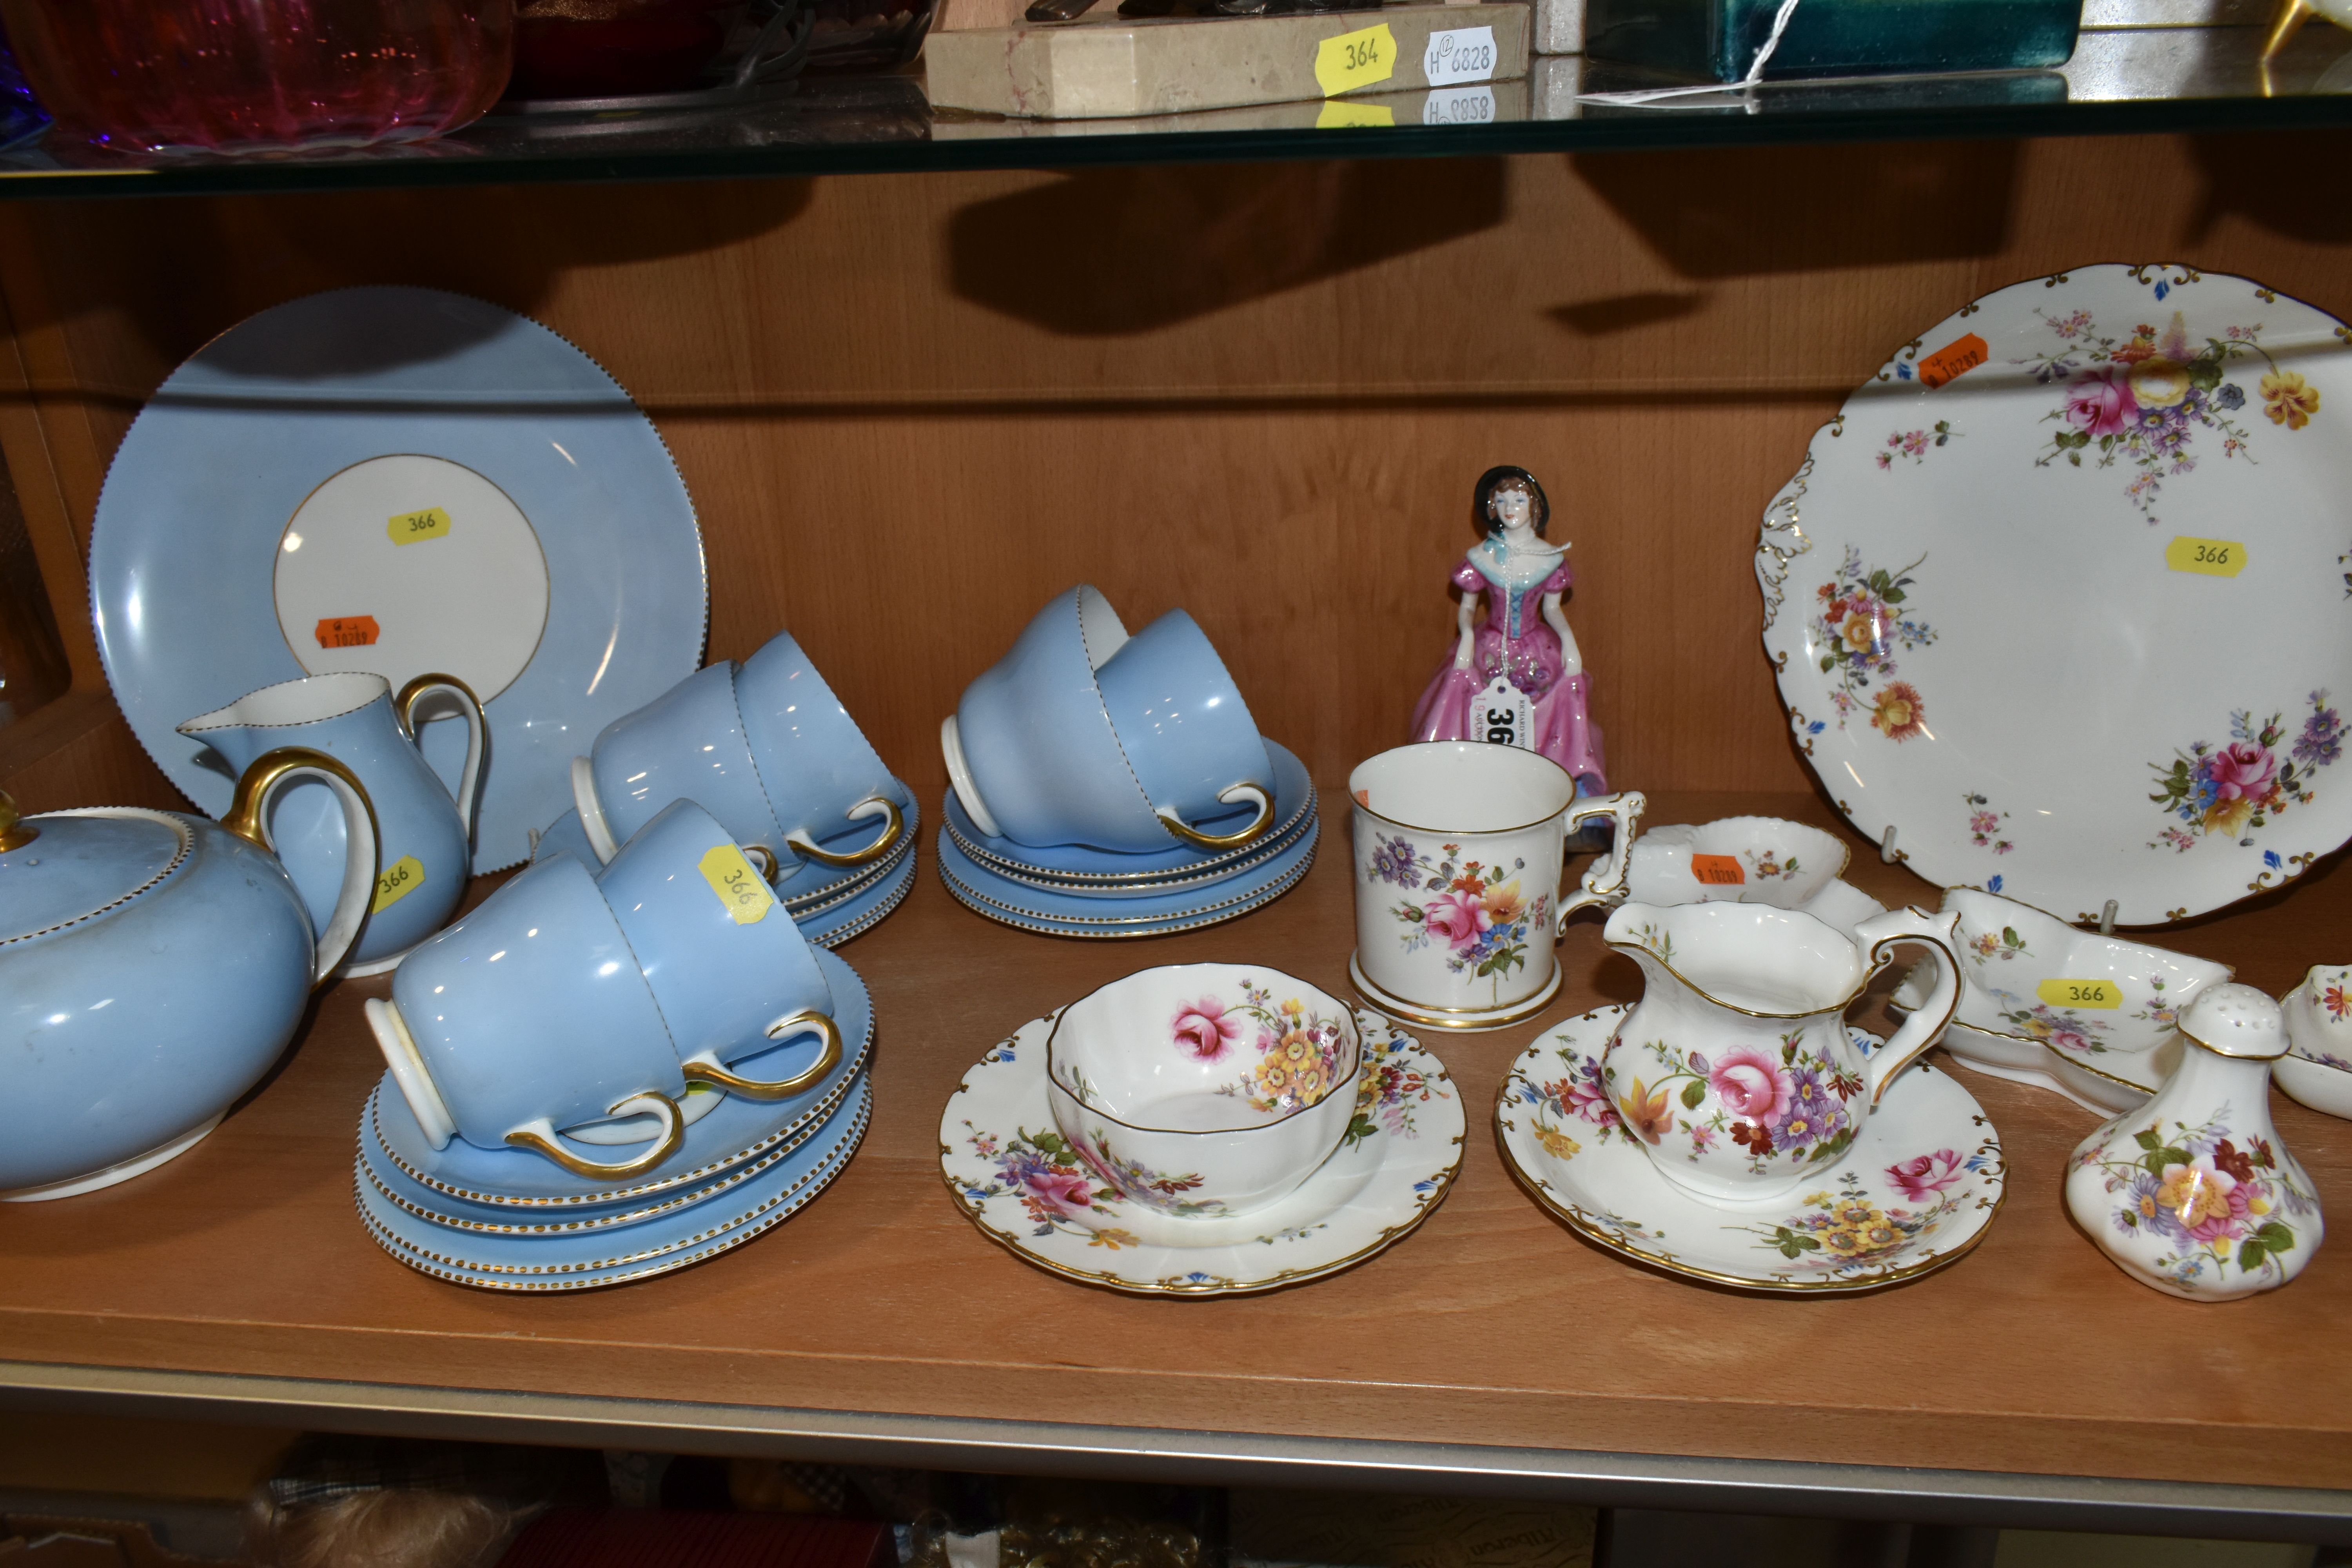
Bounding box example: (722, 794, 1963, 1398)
(1599, 900, 1964, 1204)
(2065, 983, 2322, 1301)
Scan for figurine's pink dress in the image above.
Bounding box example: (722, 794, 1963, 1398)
(1409, 542, 1607, 792)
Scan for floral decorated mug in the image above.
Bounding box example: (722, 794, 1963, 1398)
(1600, 899, 1964, 1204)
(1045, 963, 1362, 1218)
(1350, 741, 1644, 1031)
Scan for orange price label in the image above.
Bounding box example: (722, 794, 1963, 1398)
(1917, 332, 1989, 389)
(315, 615, 380, 649)
(1691, 853, 1746, 886)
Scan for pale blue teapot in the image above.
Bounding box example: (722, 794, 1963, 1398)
(0, 754, 377, 1200)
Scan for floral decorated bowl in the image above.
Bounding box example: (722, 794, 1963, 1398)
(1623, 816, 1848, 910)
(2278, 967, 2352, 1120)
(1044, 963, 1362, 1219)
(1936, 886, 2232, 1061)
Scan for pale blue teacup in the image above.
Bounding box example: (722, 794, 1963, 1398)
(1094, 609, 1275, 852)
(572, 632, 907, 884)
(179, 670, 483, 976)
(942, 584, 1169, 853)
(733, 630, 910, 890)
(365, 854, 693, 1180)
(595, 799, 842, 1102)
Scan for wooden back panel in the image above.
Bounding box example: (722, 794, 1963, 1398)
(2, 131, 2349, 813)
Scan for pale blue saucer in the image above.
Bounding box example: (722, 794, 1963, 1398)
(943, 740, 1313, 884)
(90, 287, 706, 873)
(369, 944, 871, 1208)
(796, 842, 918, 948)
(935, 815, 1318, 938)
(357, 1076, 869, 1289)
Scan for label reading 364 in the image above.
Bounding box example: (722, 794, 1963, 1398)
(1314, 22, 1396, 96)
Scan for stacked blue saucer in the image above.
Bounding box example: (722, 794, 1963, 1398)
(936, 740, 1318, 939)
(352, 947, 873, 1291)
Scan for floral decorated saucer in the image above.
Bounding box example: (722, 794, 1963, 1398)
(938, 1007, 1463, 1294)
(1758, 264, 2352, 926)
(1497, 1005, 2004, 1293)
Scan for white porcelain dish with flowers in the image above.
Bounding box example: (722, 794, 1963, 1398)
(2277, 965, 2352, 1119)
(1758, 264, 2352, 926)
(939, 1004, 1463, 1296)
(1497, 1005, 2004, 1293)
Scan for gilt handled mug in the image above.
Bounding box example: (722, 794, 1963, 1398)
(1348, 740, 1644, 1031)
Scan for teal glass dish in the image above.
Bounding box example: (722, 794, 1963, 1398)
(1582, 0, 2082, 82)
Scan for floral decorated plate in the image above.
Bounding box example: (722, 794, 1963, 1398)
(938, 1007, 1463, 1294)
(1758, 264, 2352, 926)
(1497, 1005, 2004, 1293)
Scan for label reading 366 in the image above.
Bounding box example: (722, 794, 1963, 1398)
(2037, 978, 2121, 1009)
(372, 854, 426, 913)
(388, 506, 452, 546)
(699, 844, 775, 925)
(2165, 536, 2247, 577)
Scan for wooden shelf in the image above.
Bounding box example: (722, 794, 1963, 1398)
(5, 788, 2350, 1534)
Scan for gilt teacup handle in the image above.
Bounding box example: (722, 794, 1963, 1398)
(1156, 782, 1275, 851)
(681, 1010, 843, 1101)
(506, 1091, 686, 1178)
(787, 795, 904, 868)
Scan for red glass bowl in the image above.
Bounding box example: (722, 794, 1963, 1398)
(0, 0, 515, 154)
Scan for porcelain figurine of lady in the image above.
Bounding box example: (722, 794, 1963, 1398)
(1409, 465, 1606, 797)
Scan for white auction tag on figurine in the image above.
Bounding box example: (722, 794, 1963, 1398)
(1474, 674, 1534, 751)
(1423, 25, 1497, 86)
(1423, 85, 1495, 124)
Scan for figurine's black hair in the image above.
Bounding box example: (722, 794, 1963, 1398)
(1474, 465, 1549, 538)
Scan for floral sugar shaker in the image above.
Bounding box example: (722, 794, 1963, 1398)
(2065, 983, 2323, 1301)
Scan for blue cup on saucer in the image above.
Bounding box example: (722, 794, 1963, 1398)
(594, 799, 843, 1101)
(943, 584, 1169, 853)
(179, 670, 485, 976)
(1094, 610, 1275, 852)
(572, 632, 908, 884)
(734, 630, 908, 886)
(365, 854, 693, 1181)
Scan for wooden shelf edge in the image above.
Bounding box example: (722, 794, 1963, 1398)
(0, 1359, 2346, 1542)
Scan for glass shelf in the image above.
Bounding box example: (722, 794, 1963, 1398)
(0, 19, 2344, 195)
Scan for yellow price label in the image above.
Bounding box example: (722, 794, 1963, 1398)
(2037, 978, 2122, 1010)
(2165, 535, 2245, 577)
(699, 843, 775, 926)
(1315, 99, 1394, 128)
(387, 506, 452, 546)
(1314, 22, 1396, 96)
(371, 854, 426, 914)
